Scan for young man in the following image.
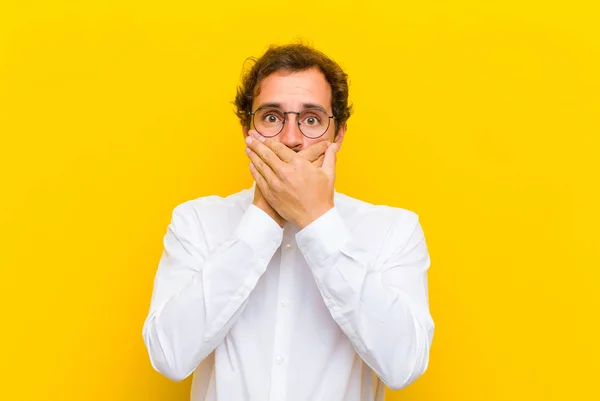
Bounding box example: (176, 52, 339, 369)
(142, 44, 434, 401)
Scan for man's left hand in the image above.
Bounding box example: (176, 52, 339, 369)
(245, 130, 339, 229)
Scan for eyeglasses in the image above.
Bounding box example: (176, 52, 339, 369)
(248, 106, 334, 139)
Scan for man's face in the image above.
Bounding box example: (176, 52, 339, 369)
(243, 67, 345, 152)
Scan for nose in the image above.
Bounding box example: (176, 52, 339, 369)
(278, 115, 304, 151)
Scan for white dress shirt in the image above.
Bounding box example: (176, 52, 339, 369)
(142, 185, 434, 401)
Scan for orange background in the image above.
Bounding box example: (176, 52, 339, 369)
(1, 1, 598, 400)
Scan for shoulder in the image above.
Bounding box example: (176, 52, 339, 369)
(336, 193, 428, 261)
(336, 192, 420, 230)
(335, 192, 425, 251)
(170, 188, 252, 230)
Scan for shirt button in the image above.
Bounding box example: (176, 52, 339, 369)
(326, 299, 333, 307)
(275, 356, 284, 364)
(281, 299, 287, 307)
(284, 243, 292, 251)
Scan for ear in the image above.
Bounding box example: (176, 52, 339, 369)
(334, 123, 346, 150)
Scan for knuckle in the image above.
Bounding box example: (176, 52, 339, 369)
(283, 166, 295, 177)
(271, 180, 283, 191)
(286, 161, 299, 172)
(297, 158, 309, 168)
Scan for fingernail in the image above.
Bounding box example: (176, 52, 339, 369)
(245, 136, 252, 145)
(245, 147, 250, 154)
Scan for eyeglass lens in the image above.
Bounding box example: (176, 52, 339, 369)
(253, 108, 330, 138)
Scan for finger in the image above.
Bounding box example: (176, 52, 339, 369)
(312, 154, 325, 168)
(249, 130, 297, 164)
(298, 141, 330, 162)
(322, 143, 338, 179)
(298, 141, 329, 162)
(246, 131, 287, 172)
(249, 162, 271, 198)
(245, 146, 278, 184)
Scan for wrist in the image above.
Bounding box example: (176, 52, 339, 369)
(296, 203, 334, 230)
(253, 199, 286, 227)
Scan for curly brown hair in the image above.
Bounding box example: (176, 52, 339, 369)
(234, 43, 352, 136)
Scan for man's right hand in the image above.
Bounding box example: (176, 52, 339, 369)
(251, 140, 331, 227)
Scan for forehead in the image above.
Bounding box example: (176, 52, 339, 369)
(254, 67, 332, 110)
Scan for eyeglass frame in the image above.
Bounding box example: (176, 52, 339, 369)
(246, 106, 335, 139)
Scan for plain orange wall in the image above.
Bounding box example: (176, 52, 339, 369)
(1, 1, 598, 400)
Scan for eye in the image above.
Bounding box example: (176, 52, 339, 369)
(303, 115, 321, 126)
(263, 113, 281, 124)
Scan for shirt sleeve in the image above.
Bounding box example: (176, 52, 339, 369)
(294, 207, 434, 390)
(142, 203, 283, 381)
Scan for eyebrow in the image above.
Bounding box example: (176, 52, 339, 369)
(301, 103, 327, 111)
(256, 102, 329, 111)
(256, 102, 282, 109)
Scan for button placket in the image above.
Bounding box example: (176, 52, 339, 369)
(268, 230, 295, 400)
